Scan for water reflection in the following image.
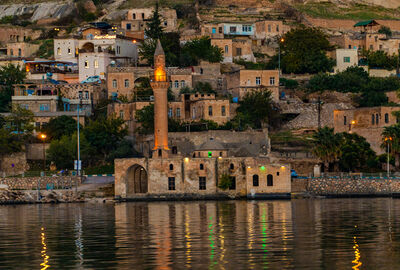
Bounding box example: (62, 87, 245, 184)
(0, 199, 400, 269)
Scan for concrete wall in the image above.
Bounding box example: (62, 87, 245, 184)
(0, 152, 28, 177)
(0, 176, 81, 190)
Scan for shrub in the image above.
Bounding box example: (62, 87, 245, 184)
(218, 173, 233, 190)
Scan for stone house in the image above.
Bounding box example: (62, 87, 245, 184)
(54, 38, 79, 63)
(330, 33, 400, 54)
(0, 27, 41, 45)
(334, 106, 400, 154)
(334, 48, 358, 72)
(225, 69, 279, 101)
(6, 42, 39, 58)
(223, 22, 255, 36)
(200, 23, 224, 39)
(254, 20, 286, 40)
(25, 60, 79, 83)
(211, 38, 254, 63)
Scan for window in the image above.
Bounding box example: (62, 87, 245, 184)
(370, 45, 373, 50)
(126, 23, 131, 30)
(176, 108, 181, 118)
(116, 46, 120, 54)
(269, 77, 275, 85)
(84, 60, 89, 69)
(164, 21, 168, 26)
(39, 104, 49, 111)
(225, 45, 229, 53)
(229, 176, 236, 190)
(78, 91, 83, 99)
(212, 27, 216, 34)
(256, 77, 261, 85)
(208, 151, 212, 158)
(200, 68, 204, 74)
(180, 80, 185, 88)
(10, 49, 13, 56)
(277, 172, 280, 176)
(344, 116, 347, 126)
(219, 27, 223, 33)
(267, 174, 273, 186)
(168, 108, 173, 118)
(236, 47, 242, 56)
(348, 44, 352, 49)
(112, 79, 117, 88)
(343, 57, 350, 63)
(268, 24, 271, 32)
(132, 13, 136, 19)
(84, 91, 89, 99)
(243, 25, 252, 32)
(221, 106, 226, 116)
(230, 163, 234, 170)
(172, 146, 178, 154)
(199, 177, 206, 190)
(68, 47, 72, 55)
(168, 177, 175, 190)
(119, 110, 124, 119)
(124, 79, 130, 88)
(35, 122, 40, 128)
(230, 26, 237, 33)
(200, 164, 204, 170)
(372, 114, 375, 125)
(141, 13, 145, 19)
(94, 59, 99, 69)
(174, 80, 179, 88)
(208, 106, 213, 116)
(276, 25, 279, 32)
(385, 113, 389, 123)
(253, 175, 259, 187)
(18, 48, 21, 56)
(57, 47, 61, 55)
(376, 113, 379, 125)
(169, 164, 174, 171)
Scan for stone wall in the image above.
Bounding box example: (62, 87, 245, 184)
(0, 176, 81, 190)
(0, 152, 29, 176)
(306, 177, 400, 196)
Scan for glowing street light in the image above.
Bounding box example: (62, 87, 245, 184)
(39, 133, 47, 173)
(385, 136, 393, 176)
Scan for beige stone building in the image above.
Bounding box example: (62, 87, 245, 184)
(6, 43, 39, 58)
(225, 69, 279, 101)
(334, 106, 400, 154)
(114, 41, 291, 200)
(334, 48, 358, 72)
(211, 38, 255, 63)
(254, 20, 287, 40)
(0, 27, 41, 45)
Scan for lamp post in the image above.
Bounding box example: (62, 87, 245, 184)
(385, 136, 393, 176)
(278, 37, 284, 77)
(40, 133, 47, 174)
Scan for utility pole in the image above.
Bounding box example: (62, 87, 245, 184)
(76, 97, 82, 193)
(317, 96, 321, 129)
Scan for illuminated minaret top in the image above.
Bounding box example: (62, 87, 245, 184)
(151, 40, 169, 158)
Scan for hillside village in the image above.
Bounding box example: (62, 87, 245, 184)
(1, 0, 400, 181)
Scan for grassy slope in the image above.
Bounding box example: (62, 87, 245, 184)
(119, 0, 193, 9)
(295, 2, 400, 20)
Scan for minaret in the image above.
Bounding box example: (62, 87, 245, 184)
(151, 40, 170, 158)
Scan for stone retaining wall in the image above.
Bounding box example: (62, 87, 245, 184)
(306, 177, 400, 196)
(0, 176, 81, 190)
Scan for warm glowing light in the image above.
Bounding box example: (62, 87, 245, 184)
(351, 120, 356, 125)
(93, 34, 116, 39)
(247, 166, 251, 169)
(280, 38, 285, 43)
(218, 156, 222, 159)
(154, 67, 166, 82)
(385, 137, 393, 142)
(40, 133, 47, 140)
(41, 227, 50, 270)
(184, 157, 189, 163)
(281, 166, 286, 169)
(133, 40, 137, 43)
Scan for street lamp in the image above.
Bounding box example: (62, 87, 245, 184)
(278, 37, 285, 77)
(384, 136, 393, 176)
(39, 133, 47, 174)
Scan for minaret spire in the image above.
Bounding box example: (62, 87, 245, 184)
(151, 39, 169, 158)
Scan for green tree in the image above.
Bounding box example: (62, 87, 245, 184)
(180, 37, 223, 66)
(279, 26, 334, 74)
(193, 82, 216, 94)
(382, 124, 400, 168)
(139, 32, 181, 66)
(145, 3, 164, 40)
(312, 127, 342, 172)
(0, 128, 23, 170)
(135, 104, 155, 134)
(378, 26, 392, 38)
(43, 116, 78, 140)
(5, 105, 34, 136)
(0, 64, 26, 112)
(83, 117, 127, 161)
(236, 89, 276, 129)
(338, 132, 377, 172)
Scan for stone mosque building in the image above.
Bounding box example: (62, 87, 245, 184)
(114, 41, 291, 200)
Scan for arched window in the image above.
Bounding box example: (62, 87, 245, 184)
(57, 47, 61, 55)
(253, 175, 259, 187)
(112, 79, 117, 88)
(200, 164, 204, 170)
(385, 113, 389, 123)
(224, 45, 229, 53)
(94, 59, 98, 68)
(68, 47, 71, 54)
(180, 80, 185, 88)
(174, 80, 179, 88)
(124, 79, 130, 88)
(208, 106, 213, 116)
(169, 164, 174, 171)
(230, 163, 234, 170)
(376, 113, 379, 125)
(372, 114, 375, 125)
(267, 174, 273, 186)
(18, 48, 21, 56)
(84, 60, 89, 69)
(221, 106, 226, 116)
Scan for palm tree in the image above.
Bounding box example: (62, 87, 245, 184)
(312, 127, 342, 172)
(382, 124, 400, 168)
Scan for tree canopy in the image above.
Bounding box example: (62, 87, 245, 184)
(0, 64, 26, 112)
(278, 26, 335, 74)
(43, 115, 78, 140)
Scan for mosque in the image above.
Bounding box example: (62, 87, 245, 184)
(114, 41, 291, 200)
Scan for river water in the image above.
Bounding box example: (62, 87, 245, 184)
(0, 198, 399, 269)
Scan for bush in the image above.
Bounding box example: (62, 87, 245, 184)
(218, 174, 233, 190)
(280, 78, 299, 89)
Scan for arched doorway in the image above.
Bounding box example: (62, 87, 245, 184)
(127, 164, 148, 194)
